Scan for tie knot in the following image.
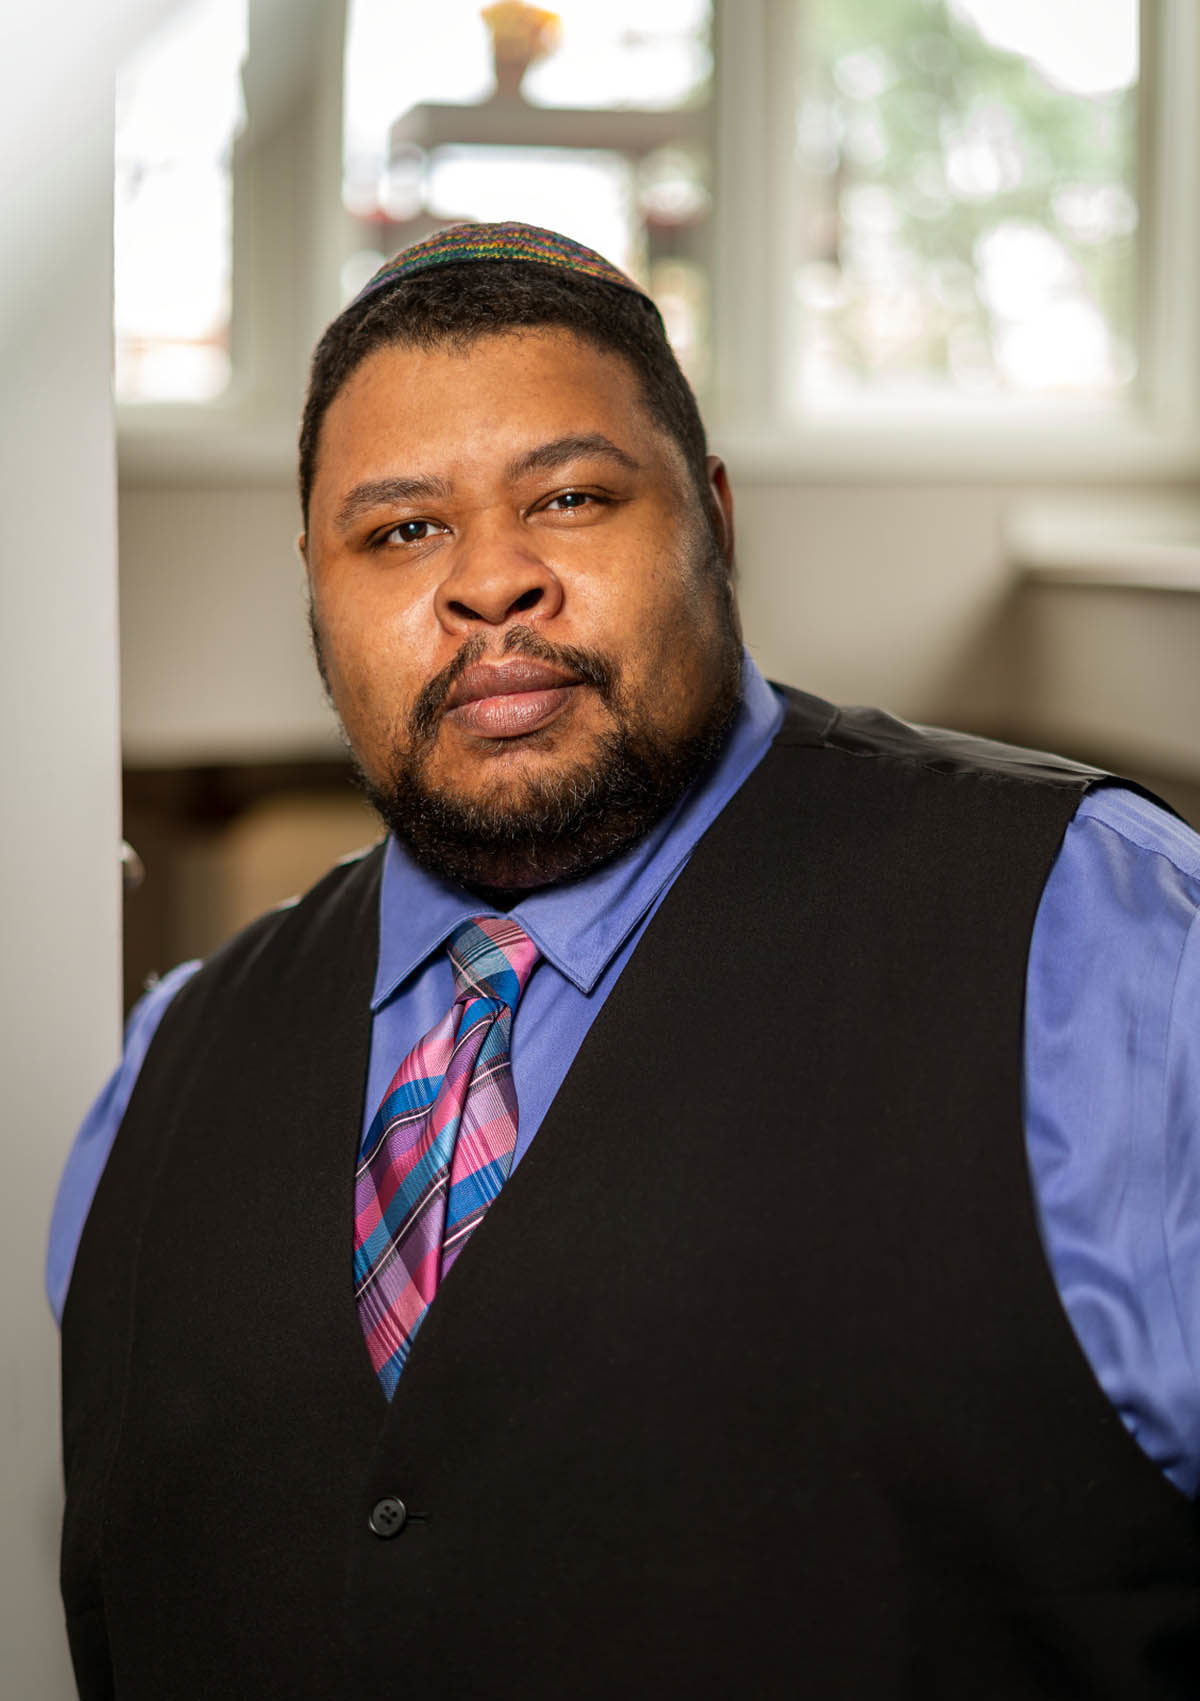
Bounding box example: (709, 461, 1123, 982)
(447, 917, 540, 1011)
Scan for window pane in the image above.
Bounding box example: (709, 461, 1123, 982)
(342, 0, 713, 389)
(426, 147, 637, 272)
(793, 0, 1140, 408)
(114, 0, 247, 404)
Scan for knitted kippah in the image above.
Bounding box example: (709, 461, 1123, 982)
(350, 221, 653, 310)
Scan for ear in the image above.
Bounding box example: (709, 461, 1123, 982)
(296, 531, 308, 567)
(705, 455, 735, 572)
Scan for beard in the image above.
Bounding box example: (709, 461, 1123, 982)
(311, 571, 743, 902)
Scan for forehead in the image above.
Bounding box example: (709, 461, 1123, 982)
(312, 328, 676, 498)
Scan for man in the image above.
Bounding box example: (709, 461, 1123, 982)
(52, 223, 1200, 1698)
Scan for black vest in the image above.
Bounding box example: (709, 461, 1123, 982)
(61, 691, 1200, 1699)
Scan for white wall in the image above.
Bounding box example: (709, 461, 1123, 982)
(728, 474, 1200, 752)
(732, 476, 1020, 722)
(119, 483, 340, 765)
(0, 3, 169, 1691)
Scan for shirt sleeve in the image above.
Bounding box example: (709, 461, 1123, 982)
(46, 959, 201, 1324)
(1024, 784, 1200, 1495)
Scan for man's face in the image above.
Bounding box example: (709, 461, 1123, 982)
(303, 326, 741, 892)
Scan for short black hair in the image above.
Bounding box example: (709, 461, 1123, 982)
(298, 260, 711, 526)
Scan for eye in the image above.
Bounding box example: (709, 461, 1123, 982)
(377, 518, 446, 546)
(543, 490, 608, 513)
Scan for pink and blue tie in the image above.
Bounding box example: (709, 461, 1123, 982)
(354, 917, 540, 1398)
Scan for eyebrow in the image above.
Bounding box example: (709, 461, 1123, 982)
(504, 433, 643, 482)
(333, 434, 643, 535)
(334, 474, 454, 533)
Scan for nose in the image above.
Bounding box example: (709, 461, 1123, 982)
(434, 523, 564, 631)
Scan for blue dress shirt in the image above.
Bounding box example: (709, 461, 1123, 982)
(47, 662, 1200, 1496)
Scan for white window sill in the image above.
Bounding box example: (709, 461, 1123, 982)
(118, 405, 300, 485)
(999, 495, 1200, 787)
(117, 399, 1200, 490)
(716, 410, 1200, 486)
(1006, 498, 1200, 591)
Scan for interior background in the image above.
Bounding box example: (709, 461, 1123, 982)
(2, 0, 1198, 1690)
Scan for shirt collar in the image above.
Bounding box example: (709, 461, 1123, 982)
(371, 654, 783, 1008)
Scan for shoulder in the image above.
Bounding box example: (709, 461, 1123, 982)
(1067, 784, 1200, 883)
(48, 843, 384, 1323)
(1029, 785, 1200, 1074)
(1032, 785, 1200, 1045)
(1040, 786, 1200, 941)
(747, 691, 1102, 882)
(771, 686, 1105, 791)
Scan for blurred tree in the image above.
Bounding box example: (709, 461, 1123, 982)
(796, 0, 1138, 396)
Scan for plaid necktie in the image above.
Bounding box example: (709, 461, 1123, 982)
(354, 916, 540, 1398)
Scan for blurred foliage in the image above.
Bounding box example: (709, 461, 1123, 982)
(798, 0, 1138, 394)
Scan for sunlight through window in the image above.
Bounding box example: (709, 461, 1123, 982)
(343, 0, 713, 389)
(794, 0, 1140, 409)
(114, 0, 247, 404)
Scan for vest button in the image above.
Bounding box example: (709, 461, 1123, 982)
(368, 1496, 407, 1538)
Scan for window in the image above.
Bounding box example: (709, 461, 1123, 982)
(707, 0, 1200, 458)
(115, 0, 1200, 471)
(791, 0, 1140, 409)
(114, 0, 247, 404)
(342, 0, 713, 387)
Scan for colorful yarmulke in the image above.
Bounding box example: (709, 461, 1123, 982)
(350, 221, 652, 309)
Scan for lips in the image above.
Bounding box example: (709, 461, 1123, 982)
(443, 660, 582, 739)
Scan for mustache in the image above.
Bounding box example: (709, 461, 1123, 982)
(408, 627, 620, 744)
